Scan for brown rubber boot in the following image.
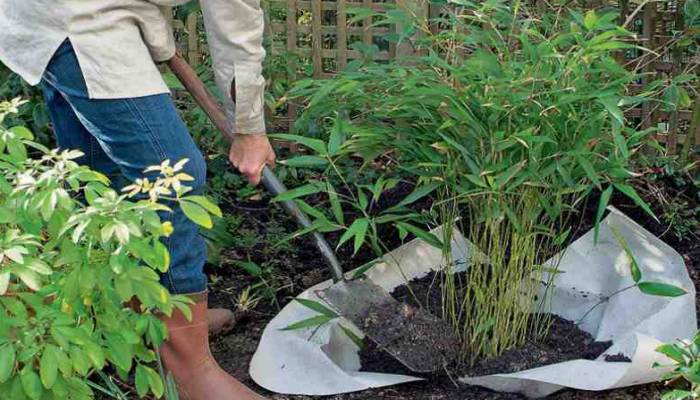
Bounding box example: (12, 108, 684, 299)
(126, 297, 236, 336)
(159, 292, 267, 400)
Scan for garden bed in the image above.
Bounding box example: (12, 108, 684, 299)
(203, 171, 698, 399)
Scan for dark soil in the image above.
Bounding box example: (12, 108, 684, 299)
(604, 353, 632, 363)
(466, 316, 613, 376)
(359, 312, 614, 377)
(349, 292, 461, 373)
(358, 271, 616, 378)
(205, 172, 697, 400)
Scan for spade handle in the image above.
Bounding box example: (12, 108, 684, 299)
(167, 53, 345, 282)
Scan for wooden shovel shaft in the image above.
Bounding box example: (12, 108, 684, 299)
(167, 54, 234, 142)
(166, 53, 345, 282)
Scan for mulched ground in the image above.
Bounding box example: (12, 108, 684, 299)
(207, 172, 698, 400)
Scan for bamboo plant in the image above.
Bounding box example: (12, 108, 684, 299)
(283, 0, 662, 363)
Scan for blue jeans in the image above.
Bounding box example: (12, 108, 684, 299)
(41, 40, 208, 295)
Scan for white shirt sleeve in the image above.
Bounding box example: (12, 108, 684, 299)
(200, 0, 267, 134)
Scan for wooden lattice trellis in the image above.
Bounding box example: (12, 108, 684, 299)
(620, 0, 699, 157)
(165, 1, 699, 158)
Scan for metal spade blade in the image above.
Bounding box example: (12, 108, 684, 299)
(318, 278, 459, 373)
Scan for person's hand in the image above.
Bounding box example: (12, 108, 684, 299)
(229, 133, 276, 186)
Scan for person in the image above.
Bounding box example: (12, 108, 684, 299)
(0, 1, 275, 399)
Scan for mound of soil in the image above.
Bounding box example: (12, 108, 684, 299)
(466, 316, 617, 376)
(358, 271, 623, 379)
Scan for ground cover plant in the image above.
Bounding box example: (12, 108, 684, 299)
(0, 99, 221, 399)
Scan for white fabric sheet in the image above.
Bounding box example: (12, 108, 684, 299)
(250, 208, 696, 397)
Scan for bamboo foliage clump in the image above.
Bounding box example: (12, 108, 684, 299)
(290, 0, 661, 362)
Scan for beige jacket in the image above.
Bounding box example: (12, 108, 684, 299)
(0, 0, 265, 134)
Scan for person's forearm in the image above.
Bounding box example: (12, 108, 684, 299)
(200, 0, 266, 134)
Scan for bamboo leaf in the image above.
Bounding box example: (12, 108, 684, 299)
(611, 121, 629, 159)
(494, 161, 525, 189)
(351, 259, 380, 279)
(272, 183, 323, 202)
(281, 315, 334, 331)
(327, 182, 345, 225)
(584, 10, 598, 29)
(295, 199, 328, 220)
(613, 183, 657, 222)
(664, 85, 680, 112)
(575, 155, 601, 188)
(283, 155, 329, 168)
(374, 213, 415, 224)
(598, 96, 625, 126)
(594, 185, 613, 242)
(164, 372, 179, 400)
(328, 115, 346, 156)
(338, 218, 369, 255)
(271, 134, 328, 155)
(611, 227, 642, 283)
(638, 282, 687, 298)
(591, 41, 635, 51)
(339, 324, 364, 349)
(357, 189, 368, 211)
(234, 261, 262, 277)
(395, 222, 442, 249)
(463, 174, 488, 189)
(295, 298, 338, 318)
(393, 182, 439, 208)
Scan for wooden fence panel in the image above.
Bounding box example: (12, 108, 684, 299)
(268, 0, 396, 79)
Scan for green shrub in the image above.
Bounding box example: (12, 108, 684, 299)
(0, 98, 220, 399)
(284, 0, 658, 362)
(0, 67, 52, 146)
(655, 331, 700, 400)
